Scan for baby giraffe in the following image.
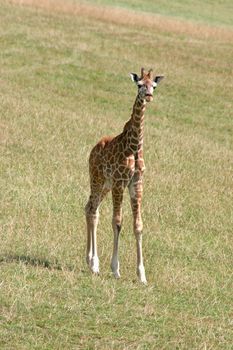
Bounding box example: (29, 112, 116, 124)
(85, 68, 164, 284)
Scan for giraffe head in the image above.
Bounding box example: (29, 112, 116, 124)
(130, 68, 164, 102)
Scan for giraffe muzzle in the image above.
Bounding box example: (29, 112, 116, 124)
(145, 94, 153, 102)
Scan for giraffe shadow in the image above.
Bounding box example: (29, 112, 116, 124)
(0, 254, 75, 272)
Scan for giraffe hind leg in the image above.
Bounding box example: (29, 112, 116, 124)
(85, 185, 109, 274)
(85, 198, 99, 274)
(128, 175, 147, 284)
(111, 184, 124, 279)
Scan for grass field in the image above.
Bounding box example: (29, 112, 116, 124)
(1, 0, 233, 349)
(83, 0, 233, 27)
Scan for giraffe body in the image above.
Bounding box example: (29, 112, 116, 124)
(85, 68, 164, 283)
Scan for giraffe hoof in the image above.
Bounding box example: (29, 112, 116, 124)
(91, 266, 100, 275)
(140, 277, 148, 285)
(91, 257, 99, 274)
(137, 267, 147, 284)
(111, 260, 120, 279)
(113, 271, 121, 279)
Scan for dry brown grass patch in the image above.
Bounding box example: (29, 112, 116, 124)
(9, 0, 233, 42)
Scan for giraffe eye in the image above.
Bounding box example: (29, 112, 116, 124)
(152, 82, 157, 89)
(137, 83, 143, 88)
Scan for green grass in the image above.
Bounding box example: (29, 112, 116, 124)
(82, 0, 233, 27)
(1, 0, 233, 349)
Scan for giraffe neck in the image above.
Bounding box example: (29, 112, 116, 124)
(123, 93, 146, 154)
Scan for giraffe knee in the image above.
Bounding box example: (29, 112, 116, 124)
(85, 200, 99, 217)
(112, 215, 123, 234)
(134, 219, 143, 236)
(85, 201, 92, 216)
(116, 224, 122, 234)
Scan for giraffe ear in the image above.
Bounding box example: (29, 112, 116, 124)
(154, 76, 164, 84)
(130, 73, 139, 83)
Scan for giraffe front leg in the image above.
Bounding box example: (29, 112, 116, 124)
(111, 185, 124, 279)
(129, 174, 147, 284)
(85, 195, 101, 274)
